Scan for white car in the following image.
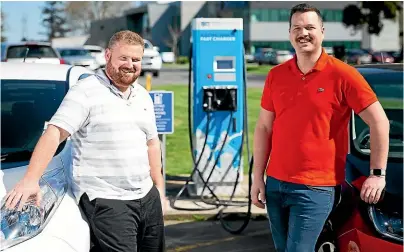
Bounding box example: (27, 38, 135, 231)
(142, 39, 163, 77)
(83, 45, 107, 68)
(57, 48, 100, 71)
(1, 42, 63, 65)
(0, 62, 92, 252)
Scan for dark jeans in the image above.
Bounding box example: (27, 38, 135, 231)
(265, 176, 335, 252)
(79, 186, 165, 252)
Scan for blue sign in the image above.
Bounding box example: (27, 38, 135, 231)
(149, 91, 174, 134)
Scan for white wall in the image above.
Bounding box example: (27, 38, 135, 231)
(369, 19, 400, 51)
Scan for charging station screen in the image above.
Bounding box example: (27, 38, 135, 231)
(216, 60, 234, 70)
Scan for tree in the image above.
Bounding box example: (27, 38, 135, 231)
(65, 1, 132, 35)
(163, 24, 182, 57)
(41, 1, 70, 41)
(342, 1, 402, 35)
(1, 10, 6, 42)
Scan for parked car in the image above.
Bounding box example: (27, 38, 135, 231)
(83, 45, 106, 68)
(269, 50, 294, 65)
(244, 54, 255, 63)
(0, 62, 93, 252)
(142, 39, 162, 77)
(57, 47, 100, 71)
(1, 42, 63, 64)
(371, 51, 395, 63)
(254, 48, 274, 65)
(316, 63, 403, 252)
(346, 49, 372, 64)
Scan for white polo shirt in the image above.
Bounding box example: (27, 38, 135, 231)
(49, 70, 158, 204)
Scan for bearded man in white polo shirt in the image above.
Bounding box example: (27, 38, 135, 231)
(5, 30, 166, 252)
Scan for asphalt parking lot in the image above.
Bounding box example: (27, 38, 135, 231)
(165, 219, 275, 252)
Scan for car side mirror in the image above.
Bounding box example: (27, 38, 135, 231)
(153, 46, 159, 52)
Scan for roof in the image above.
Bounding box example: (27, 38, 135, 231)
(355, 63, 403, 72)
(57, 47, 87, 50)
(2, 41, 52, 47)
(1, 62, 73, 81)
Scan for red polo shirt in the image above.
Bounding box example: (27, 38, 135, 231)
(261, 49, 378, 186)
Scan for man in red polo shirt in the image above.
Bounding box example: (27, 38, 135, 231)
(251, 3, 390, 252)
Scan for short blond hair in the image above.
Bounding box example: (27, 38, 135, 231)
(108, 30, 145, 49)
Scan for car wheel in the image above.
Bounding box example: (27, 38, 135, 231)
(153, 71, 159, 77)
(317, 241, 337, 252)
(316, 220, 338, 252)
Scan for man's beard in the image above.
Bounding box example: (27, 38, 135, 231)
(106, 59, 139, 86)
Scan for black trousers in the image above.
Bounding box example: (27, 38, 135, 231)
(79, 186, 165, 252)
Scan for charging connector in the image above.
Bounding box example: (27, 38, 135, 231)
(202, 86, 237, 112)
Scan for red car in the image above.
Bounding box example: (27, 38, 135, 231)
(316, 64, 403, 252)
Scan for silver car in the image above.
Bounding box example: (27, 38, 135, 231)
(57, 48, 100, 71)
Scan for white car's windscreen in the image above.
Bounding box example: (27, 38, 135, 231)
(1, 79, 67, 167)
(352, 71, 403, 159)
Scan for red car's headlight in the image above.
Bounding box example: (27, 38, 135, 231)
(368, 194, 403, 244)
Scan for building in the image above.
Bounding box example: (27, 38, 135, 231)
(87, 1, 402, 56)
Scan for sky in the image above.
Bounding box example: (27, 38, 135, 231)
(2, 1, 47, 43)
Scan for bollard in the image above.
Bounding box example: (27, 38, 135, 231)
(145, 72, 152, 91)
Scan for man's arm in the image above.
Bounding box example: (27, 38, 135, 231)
(5, 82, 90, 210)
(5, 125, 70, 210)
(253, 109, 275, 181)
(251, 108, 275, 209)
(25, 126, 70, 181)
(147, 138, 164, 197)
(358, 101, 389, 204)
(358, 101, 390, 170)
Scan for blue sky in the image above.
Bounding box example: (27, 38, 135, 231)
(2, 1, 47, 43)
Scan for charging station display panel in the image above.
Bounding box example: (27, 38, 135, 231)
(191, 18, 245, 193)
(217, 60, 233, 69)
(214, 56, 236, 73)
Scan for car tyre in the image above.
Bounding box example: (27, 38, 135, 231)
(316, 241, 337, 252)
(316, 220, 338, 252)
(153, 71, 159, 77)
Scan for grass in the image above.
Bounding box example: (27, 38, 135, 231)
(163, 63, 273, 75)
(155, 84, 262, 176)
(246, 64, 273, 75)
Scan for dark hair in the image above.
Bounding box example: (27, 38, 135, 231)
(289, 3, 323, 28)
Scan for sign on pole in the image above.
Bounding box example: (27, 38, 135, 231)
(149, 90, 174, 198)
(149, 91, 174, 134)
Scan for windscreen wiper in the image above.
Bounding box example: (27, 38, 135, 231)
(1, 150, 34, 162)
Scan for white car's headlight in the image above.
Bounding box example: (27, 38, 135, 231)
(0, 167, 67, 250)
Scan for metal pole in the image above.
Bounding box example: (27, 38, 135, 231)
(159, 134, 167, 197)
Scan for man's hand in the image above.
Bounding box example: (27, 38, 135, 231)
(251, 178, 266, 209)
(360, 175, 386, 204)
(157, 188, 168, 215)
(4, 178, 42, 211)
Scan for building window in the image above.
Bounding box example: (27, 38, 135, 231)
(320, 9, 343, 22)
(250, 9, 343, 23)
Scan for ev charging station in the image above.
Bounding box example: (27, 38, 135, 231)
(190, 18, 246, 197)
